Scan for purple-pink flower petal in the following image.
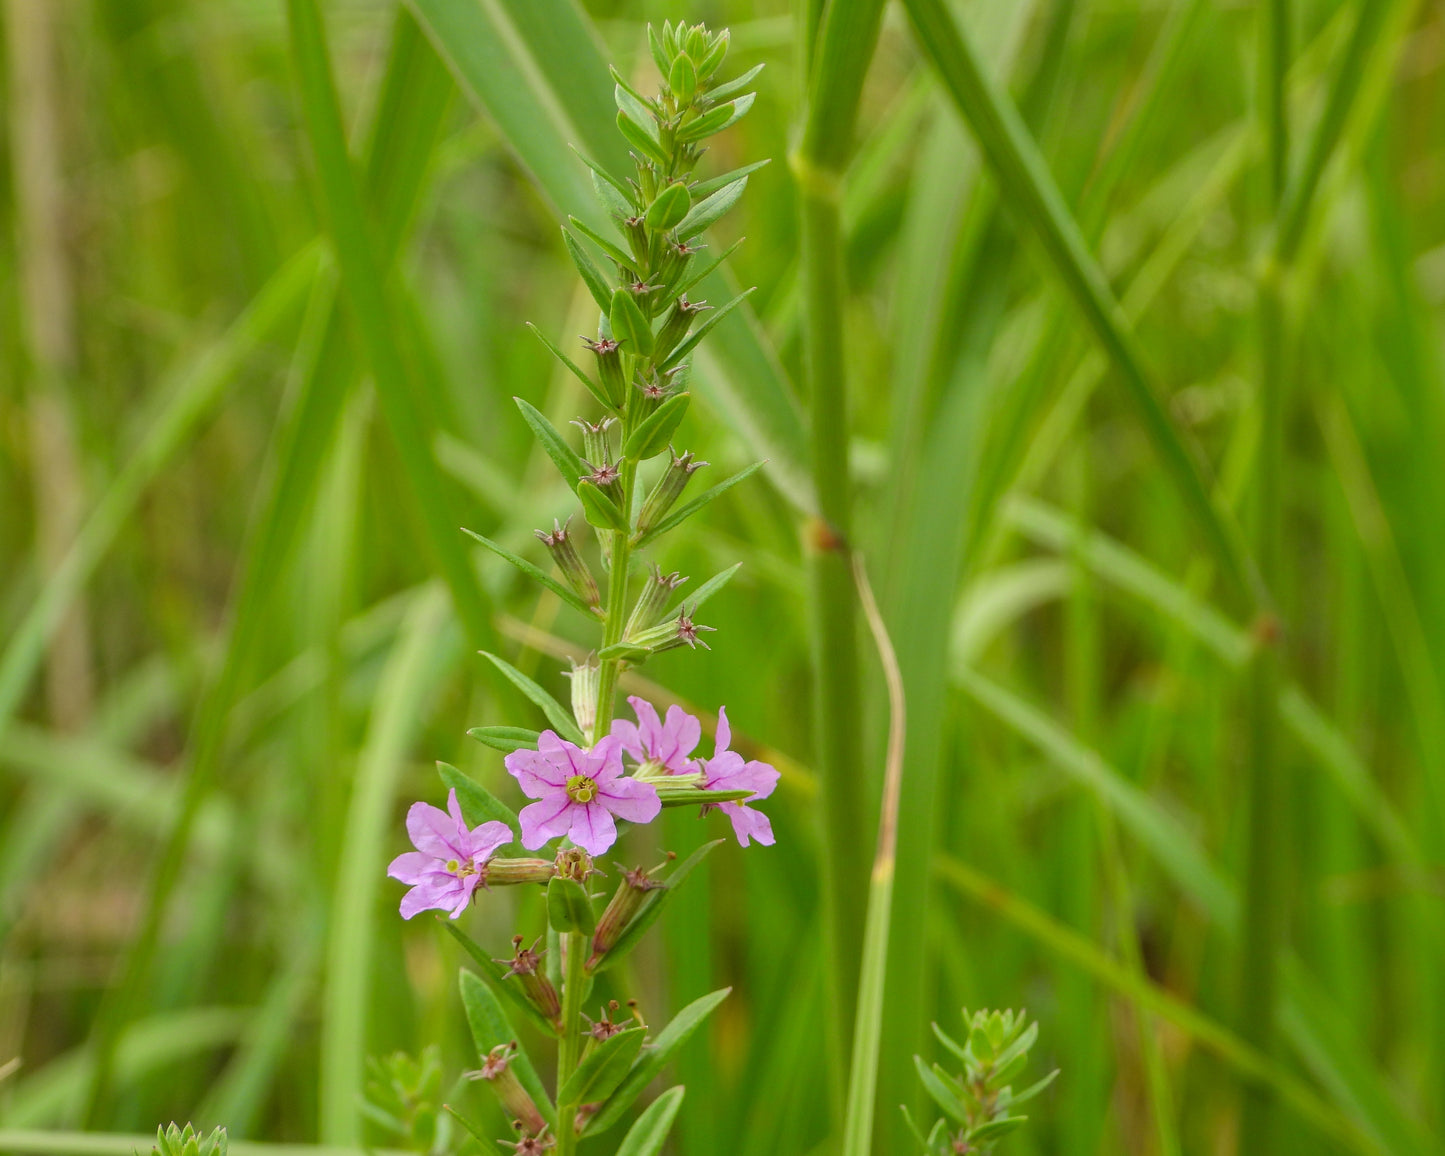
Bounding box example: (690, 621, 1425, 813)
(597, 775, 662, 825)
(612, 696, 700, 774)
(567, 801, 617, 857)
(519, 793, 576, 850)
(390, 789, 512, 918)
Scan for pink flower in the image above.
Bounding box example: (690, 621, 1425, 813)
(697, 706, 779, 847)
(388, 788, 512, 919)
(505, 732, 661, 855)
(611, 695, 701, 776)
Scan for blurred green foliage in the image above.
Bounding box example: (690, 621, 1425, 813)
(2, 0, 1444, 1154)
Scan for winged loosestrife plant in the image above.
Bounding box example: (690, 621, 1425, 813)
(904, 1009, 1057, 1154)
(385, 23, 775, 1156)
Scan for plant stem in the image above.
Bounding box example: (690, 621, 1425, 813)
(555, 929, 587, 1155)
(595, 458, 636, 735)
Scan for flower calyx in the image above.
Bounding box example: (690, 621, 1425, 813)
(535, 517, 600, 612)
(466, 1042, 547, 1135)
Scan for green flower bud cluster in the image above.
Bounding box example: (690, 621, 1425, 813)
(905, 1008, 1059, 1154)
(146, 1124, 227, 1156)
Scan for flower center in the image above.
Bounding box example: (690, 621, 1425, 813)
(566, 774, 598, 803)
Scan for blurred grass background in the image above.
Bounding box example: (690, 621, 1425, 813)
(2, 0, 1444, 1153)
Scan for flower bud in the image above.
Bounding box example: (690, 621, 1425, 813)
(636, 449, 707, 538)
(630, 605, 716, 653)
(625, 567, 687, 638)
(467, 1042, 546, 1135)
(622, 215, 649, 266)
(535, 517, 599, 610)
(581, 335, 627, 408)
(483, 858, 556, 886)
(567, 660, 601, 742)
(590, 863, 667, 964)
(653, 296, 710, 363)
(571, 417, 616, 467)
(495, 936, 561, 1024)
(582, 457, 624, 508)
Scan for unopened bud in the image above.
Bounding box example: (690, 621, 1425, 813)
(467, 1042, 546, 1134)
(581, 335, 627, 408)
(590, 862, 667, 963)
(484, 858, 556, 886)
(567, 660, 601, 742)
(495, 936, 561, 1024)
(654, 295, 710, 363)
(636, 449, 707, 538)
(622, 215, 649, 267)
(571, 417, 616, 466)
(625, 566, 688, 638)
(582, 457, 624, 507)
(629, 604, 716, 654)
(535, 517, 600, 609)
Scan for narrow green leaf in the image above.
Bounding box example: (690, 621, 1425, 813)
(569, 215, 637, 272)
(437, 762, 520, 835)
(1008, 1069, 1060, 1107)
(970, 1116, 1028, 1142)
(463, 527, 596, 616)
(589, 840, 722, 973)
(675, 176, 749, 239)
(660, 287, 756, 369)
(525, 322, 616, 413)
(615, 1086, 686, 1156)
(689, 158, 770, 200)
(513, 396, 587, 493)
(914, 1057, 968, 1123)
(590, 169, 635, 223)
(442, 923, 558, 1038)
(559, 1027, 645, 1110)
(443, 1105, 505, 1156)
(479, 651, 584, 744)
(616, 110, 671, 168)
(609, 287, 654, 357)
(578, 480, 630, 533)
(612, 80, 658, 132)
(634, 461, 763, 547)
(646, 182, 692, 232)
(668, 53, 697, 103)
(562, 227, 616, 312)
(586, 989, 730, 1136)
(677, 92, 755, 142)
(546, 876, 596, 935)
(665, 563, 741, 620)
(467, 726, 542, 755)
(459, 970, 556, 1123)
(624, 393, 691, 461)
(704, 62, 765, 103)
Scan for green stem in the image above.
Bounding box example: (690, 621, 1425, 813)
(595, 460, 636, 735)
(555, 929, 587, 1155)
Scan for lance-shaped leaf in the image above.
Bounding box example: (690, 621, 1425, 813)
(463, 527, 597, 617)
(459, 969, 556, 1123)
(480, 650, 584, 744)
(646, 182, 692, 232)
(705, 62, 765, 103)
(668, 52, 697, 102)
(546, 876, 596, 935)
(584, 988, 729, 1136)
(914, 1057, 969, 1124)
(524, 323, 615, 413)
(676, 92, 756, 142)
(590, 169, 635, 222)
(514, 396, 587, 493)
(609, 287, 654, 357)
(559, 1027, 645, 1111)
(578, 479, 630, 533)
(466, 726, 542, 755)
(562, 227, 615, 312)
(689, 158, 770, 200)
(616, 110, 671, 168)
(443, 923, 558, 1038)
(660, 287, 756, 369)
(438, 761, 520, 835)
(666, 563, 741, 619)
(589, 840, 722, 973)
(443, 1105, 505, 1156)
(569, 215, 636, 272)
(674, 176, 749, 239)
(634, 461, 763, 547)
(612, 78, 658, 129)
(624, 393, 691, 460)
(614, 1085, 685, 1156)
